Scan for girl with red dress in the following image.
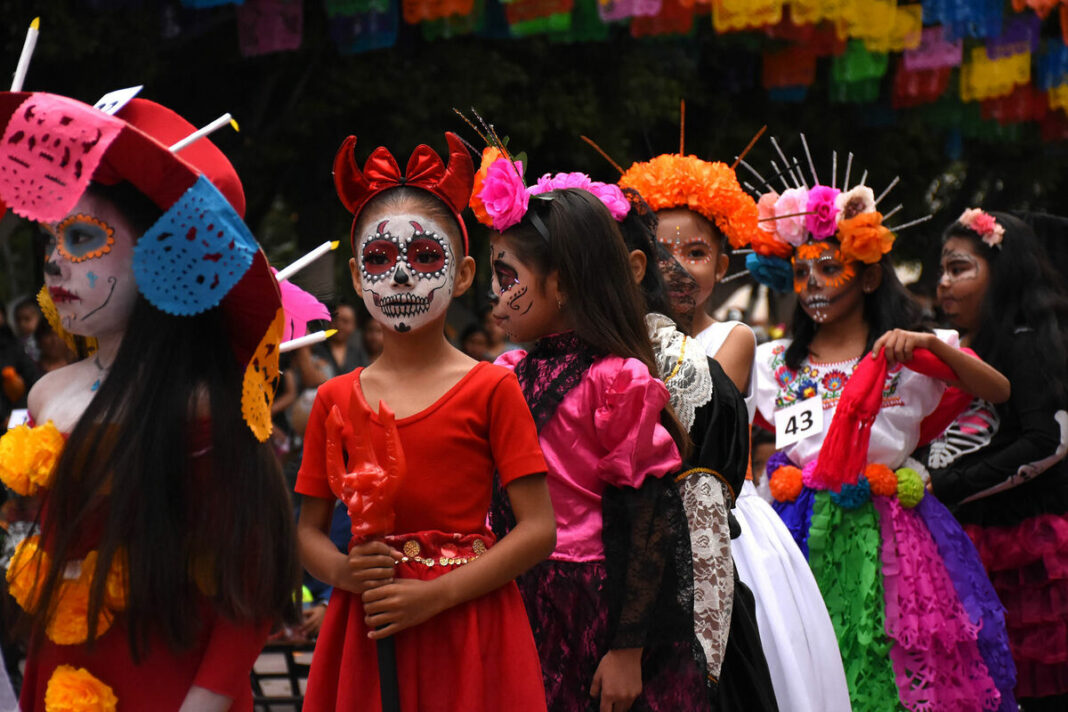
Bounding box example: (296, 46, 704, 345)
(0, 90, 299, 710)
(295, 134, 555, 712)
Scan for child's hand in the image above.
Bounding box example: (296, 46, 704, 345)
(871, 329, 936, 365)
(589, 648, 643, 712)
(362, 578, 447, 639)
(333, 540, 402, 594)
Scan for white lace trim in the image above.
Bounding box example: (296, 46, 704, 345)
(678, 475, 734, 680)
(646, 313, 713, 433)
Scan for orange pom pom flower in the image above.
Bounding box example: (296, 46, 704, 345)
(769, 465, 804, 502)
(864, 463, 898, 497)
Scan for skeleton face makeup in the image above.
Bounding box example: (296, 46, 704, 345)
(655, 244, 699, 335)
(655, 208, 727, 309)
(792, 242, 863, 324)
(43, 191, 140, 339)
(937, 236, 990, 332)
(487, 234, 567, 343)
(357, 212, 454, 333)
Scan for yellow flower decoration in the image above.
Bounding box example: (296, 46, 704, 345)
(44, 665, 118, 712)
(46, 580, 114, 646)
(6, 535, 48, 611)
(103, 550, 128, 611)
(619, 154, 761, 250)
(29, 421, 65, 489)
(37, 286, 97, 357)
(0, 424, 36, 495)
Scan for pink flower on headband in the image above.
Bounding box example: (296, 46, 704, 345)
(805, 186, 840, 240)
(586, 182, 630, 221)
(528, 172, 631, 221)
(480, 159, 530, 232)
(757, 191, 778, 233)
(959, 208, 1004, 249)
(533, 172, 591, 192)
(774, 188, 809, 246)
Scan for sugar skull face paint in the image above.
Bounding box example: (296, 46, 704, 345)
(487, 233, 566, 343)
(655, 208, 727, 309)
(46, 214, 116, 263)
(792, 242, 862, 324)
(42, 191, 140, 339)
(937, 236, 990, 333)
(357, 212, 454, 333)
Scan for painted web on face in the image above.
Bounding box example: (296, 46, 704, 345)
(133, 175, 257, 316)
(0, 95, 124, 223)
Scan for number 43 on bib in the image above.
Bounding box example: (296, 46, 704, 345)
(775, 396, 823, 449)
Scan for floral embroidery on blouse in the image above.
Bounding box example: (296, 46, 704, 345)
(768, 343, 904, 410)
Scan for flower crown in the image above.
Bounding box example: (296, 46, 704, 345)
(957, 208, 1004, 249)
(469, 148, 630, 233)
(617, 153, 760, 250)
(744, 136, 931, 292)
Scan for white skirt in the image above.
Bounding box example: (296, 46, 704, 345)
(731, 480, 852, 712)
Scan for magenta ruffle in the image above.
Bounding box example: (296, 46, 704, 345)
(875, 497, 1002, 711)
(966, 513, 1068, 698)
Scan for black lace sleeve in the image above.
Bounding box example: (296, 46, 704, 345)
(602, 475, 696, 651)
(687, 357, 750, 503)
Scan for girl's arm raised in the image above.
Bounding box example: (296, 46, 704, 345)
(361, 474, 555, 639)
(872, 329, 1011, 404)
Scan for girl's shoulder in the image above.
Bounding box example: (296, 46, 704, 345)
(494, 349, 527, 371)
(755, 338, 793, 370)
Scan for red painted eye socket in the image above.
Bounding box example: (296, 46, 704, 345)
(408, 237, 446, 274)
(362, 239, 399, 275)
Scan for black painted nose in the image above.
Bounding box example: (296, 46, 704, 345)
(486, 289, 499, 305)
(43, 260, 61, 276)
(393, 267, 410, 285)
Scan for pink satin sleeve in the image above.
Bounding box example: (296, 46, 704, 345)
(591, 358, 681, 488)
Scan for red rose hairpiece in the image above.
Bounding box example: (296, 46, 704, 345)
(333, 132, 474, 255)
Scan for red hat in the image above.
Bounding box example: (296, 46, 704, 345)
(0, 91, 282, 442)
(333, 132, 474, 254)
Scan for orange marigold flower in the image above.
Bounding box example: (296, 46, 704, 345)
(46, 580, 113, 646)
(44, 665, 118, 712)
(769, 465, 804, 502)
(0, 424, 36, 495)
(838, 212, 894, 264)
(469, 147, 504, 228)
(7, 535, 48, 612)
(619, 154, 760, 250)
(751, 223, 793, 258)
(103, 551, 128, 611)
(864, 463, 898, 497)
(29, 421, 64, 489)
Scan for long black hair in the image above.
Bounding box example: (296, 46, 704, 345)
(785, 250, 924, 370)
(503, 188, 691, 457)
(943, 211, 1068, 399)
(30, 185, 299, 659)
(616, 188, 678, 322)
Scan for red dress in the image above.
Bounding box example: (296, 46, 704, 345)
(17, 423, 269, 711)
(296, 362, 548, 712)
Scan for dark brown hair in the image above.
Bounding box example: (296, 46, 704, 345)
(504, 188, 691, 457)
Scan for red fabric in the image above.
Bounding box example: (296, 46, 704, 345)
(917, 348, 982, 446)
(304, 531, 546, 712)
(333, 132, 474, 254)
(19, 612, 268, 711)
(814, 348, 958, 490)
(966, 514, 1068, 697)
(297, 362, 546, 534)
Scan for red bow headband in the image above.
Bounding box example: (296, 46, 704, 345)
(333, 132, 474, 255)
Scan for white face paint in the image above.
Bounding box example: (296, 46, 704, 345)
(43, 191, 140, 339)
(357, 212, 455, 333)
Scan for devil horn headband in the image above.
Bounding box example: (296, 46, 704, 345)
(333, 132, 474, 254)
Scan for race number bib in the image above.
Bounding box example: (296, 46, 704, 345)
(775, 396, 823, 449)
